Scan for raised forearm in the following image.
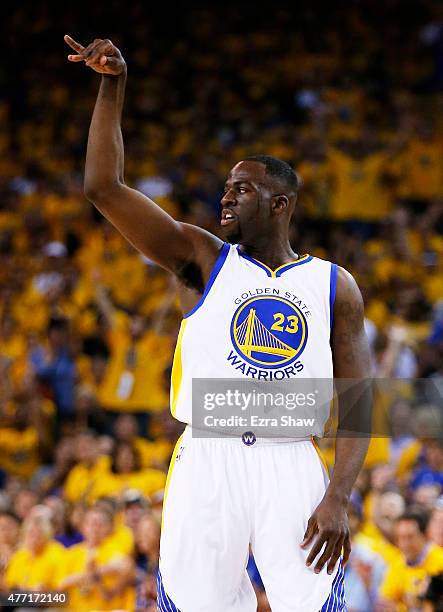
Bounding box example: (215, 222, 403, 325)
(84, 69, 127, 195)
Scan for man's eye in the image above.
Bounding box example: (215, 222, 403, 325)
(238, 188, 247, 193)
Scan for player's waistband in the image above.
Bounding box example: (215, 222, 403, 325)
(184, 425, 313, 445)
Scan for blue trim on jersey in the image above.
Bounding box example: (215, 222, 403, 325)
(329, 263, 338, 331)
(237, 245, 313, 277)
(157, 570, 181, 611)
(183, 242, 230, 319)
(321, 562, 346, 611)
(275, 256, 314, 276)
(236, 246, 273, 276)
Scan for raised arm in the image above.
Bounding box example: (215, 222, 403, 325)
(302, 267, 371, 574)
(64, 35, 221, 278)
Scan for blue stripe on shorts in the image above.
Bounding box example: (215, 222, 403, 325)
(157, 570, 181, 612)
(321, 562, 346, 611)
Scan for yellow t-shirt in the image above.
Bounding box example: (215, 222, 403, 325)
(329, 149, 393, 221)
(396, 440, 422, 480)
(57, 540, 135, 611)
(89, 468, 166, 502)
(134, 436, 173, 468)
(361, 522, 403, 567)
(102, 521, 134, 557)
(5, 541, 65, 590)
(64, 455, 110, 504)
(398, 140, 443, 200)
(381, 544, 443, 611)
(0, 426, 40, 479)
(98, 329, 171, 412)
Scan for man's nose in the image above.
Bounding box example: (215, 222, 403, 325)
(221, 189, 236, 206)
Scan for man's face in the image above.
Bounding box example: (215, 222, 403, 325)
(220, 161, 275, 244)
(395, 519, 426, 562)
(0, 515, 19, 547)
(82, 510, 112, 546)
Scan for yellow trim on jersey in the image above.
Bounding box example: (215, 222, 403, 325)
(311, 436, 330, 476)
(247, 254, 311, 277)
(171, 320, 187, 418)
(161, 434, 184, 532)
(272, 254, 311, 275)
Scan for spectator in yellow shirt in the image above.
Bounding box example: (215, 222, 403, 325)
(0, 511, 20, 590)
(362, 492, 405, 568)
(89, 442, 166, 502)
(114, 413, 170, 469)
(379, 512, 443, 611)
(58, 506, 135, 611)
(0, 392, 52, 481)
(5, 511, 64, 591)
(63, 431, 110, 504)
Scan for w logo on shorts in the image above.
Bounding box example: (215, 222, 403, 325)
(241, 431, 256, 446)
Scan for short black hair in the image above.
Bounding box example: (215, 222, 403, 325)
(397, 510, 429, 534)
(244, 155, 299, 193)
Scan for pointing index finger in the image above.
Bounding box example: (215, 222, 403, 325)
(64, 35, 85, 53)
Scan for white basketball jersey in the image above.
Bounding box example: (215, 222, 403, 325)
(170, 243, 337, 427)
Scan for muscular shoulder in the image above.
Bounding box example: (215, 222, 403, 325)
(334, 266, 365, 326)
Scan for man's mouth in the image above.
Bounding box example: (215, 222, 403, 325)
(221, 210, 237, 226)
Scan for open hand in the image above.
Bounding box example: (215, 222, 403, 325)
(64, 35, 126, 76)
(300, 495, 351, 574)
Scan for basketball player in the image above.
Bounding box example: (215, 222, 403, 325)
(65, 35, 371, 611)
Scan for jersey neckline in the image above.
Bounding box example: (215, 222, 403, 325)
(236, 246, 313, 278)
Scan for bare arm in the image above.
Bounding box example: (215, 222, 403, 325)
(328, 267, 371, 504)
(64, 36, 221, 279)
(302, 267, 371, 573)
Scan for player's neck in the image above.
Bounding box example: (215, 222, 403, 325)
(238, 239, 299, 269)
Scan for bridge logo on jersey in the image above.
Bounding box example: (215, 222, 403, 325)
(230, 296, 308, 369)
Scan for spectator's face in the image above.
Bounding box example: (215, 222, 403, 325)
(424, 442, 443, 471)
(13, 490, 38, 521)
(24, 521, 48, 553)
(82, 510, 113, 546)
(115, 415, 138, 442)
(428, 509, 443, 547)
(0, 515, 20, 548)
(44, 497, 66, 533)
(91, 356, 107, 383)
(115, 445, 137, 473)
(48, 326, 68, 350)
(76, 434, 96, 464)
(136, 515, 160, 556)
(54, 437, 75, 466)
(395, 520, 426, 562)
(370, 464, 394, 492)
(124, 502, 144, 530)
(413, 485, 441, 511)
(374, 494, 405, 539)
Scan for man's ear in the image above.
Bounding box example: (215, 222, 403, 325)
(271, 194, 289, 214)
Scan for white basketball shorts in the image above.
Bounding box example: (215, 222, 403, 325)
(158, 426, 346, 612)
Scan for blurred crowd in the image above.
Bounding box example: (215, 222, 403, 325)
(1, 1, 443, 610)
